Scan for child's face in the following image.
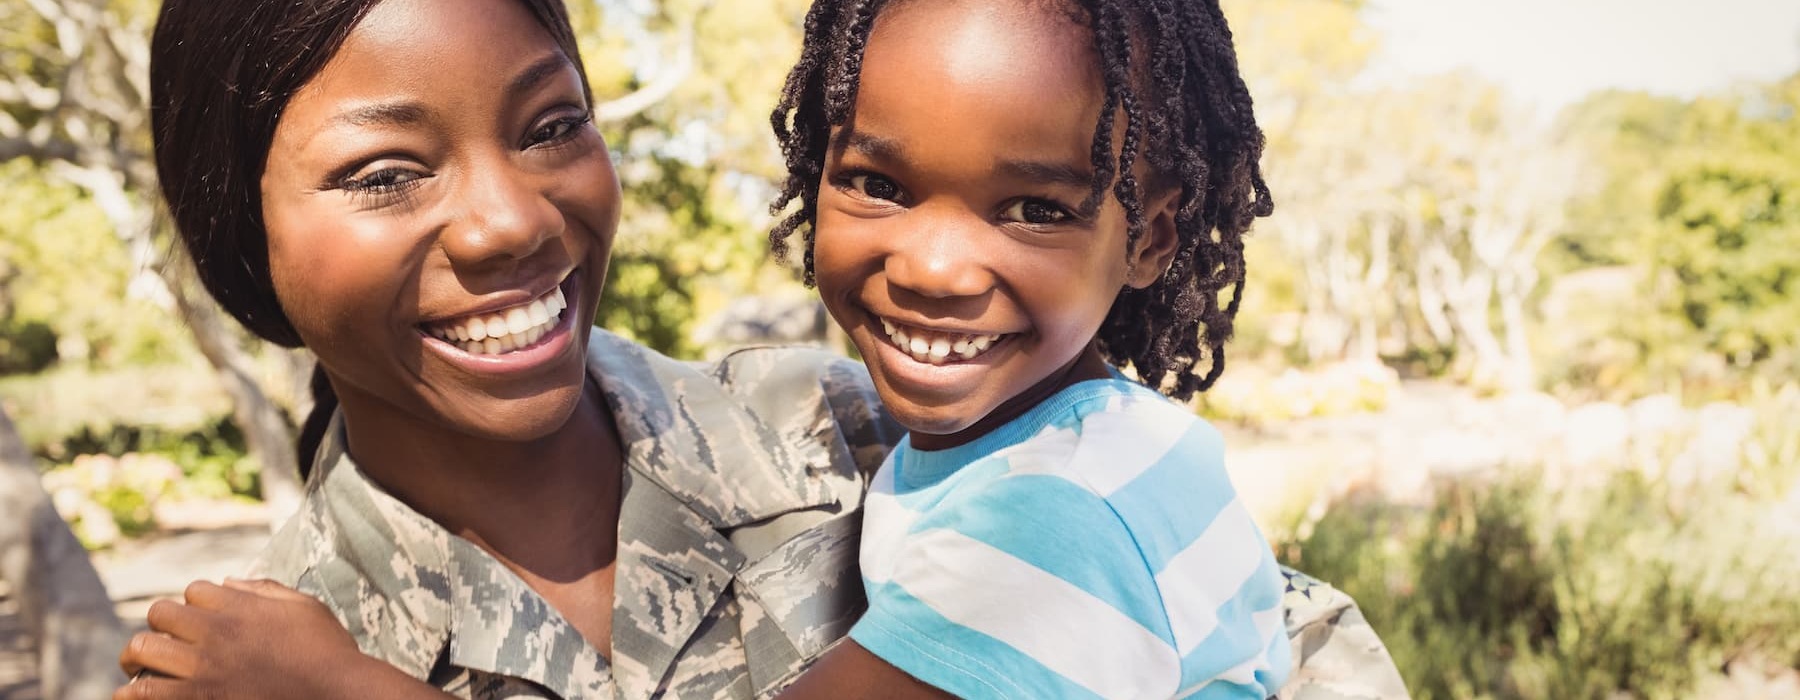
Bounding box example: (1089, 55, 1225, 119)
(813, 0, 1177, 450)
(259, 0, 620, 442)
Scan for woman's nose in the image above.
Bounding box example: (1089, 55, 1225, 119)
(883, 221, 995, 299)
(441, 165, 562, 268)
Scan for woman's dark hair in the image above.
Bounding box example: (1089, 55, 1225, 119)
(150, 0, 594, 476)
(770, 0, 1271, 401)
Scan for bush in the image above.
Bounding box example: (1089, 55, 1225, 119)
(1279, 393, 1800, 699)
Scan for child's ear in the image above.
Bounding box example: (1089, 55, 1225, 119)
(1125, 186, 1181, 290)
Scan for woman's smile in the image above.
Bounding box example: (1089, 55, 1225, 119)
(419, 269, 585, 375)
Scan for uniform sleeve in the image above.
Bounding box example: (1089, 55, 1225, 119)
(1275, 568, 1412, 700)
(849, 471, 1189, 700)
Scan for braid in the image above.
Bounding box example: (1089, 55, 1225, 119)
(771, 0, 1270, 401)
(769, 0, 889, 288)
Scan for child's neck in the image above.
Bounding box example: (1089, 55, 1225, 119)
(908, 347, 1114, 452)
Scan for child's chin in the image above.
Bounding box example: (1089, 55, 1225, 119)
(886, 404, 984, 444)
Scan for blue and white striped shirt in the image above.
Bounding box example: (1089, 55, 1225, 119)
(851, 375, 1290, 699)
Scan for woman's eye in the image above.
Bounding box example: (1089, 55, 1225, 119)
(527, 114, 592, 147)
(850, 174, 901, 202)
(1002, 199, 1072, 225)
(342, 167, 424, 192)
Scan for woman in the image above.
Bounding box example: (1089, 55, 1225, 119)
(120, 0, 1407, 697)
(126, 0, 895, 696)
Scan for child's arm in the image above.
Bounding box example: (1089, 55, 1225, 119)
(115, 579, 454, 700)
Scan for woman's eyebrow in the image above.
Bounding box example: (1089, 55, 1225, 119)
(508, 53, 575, 99)
(331, 101, 430, 128)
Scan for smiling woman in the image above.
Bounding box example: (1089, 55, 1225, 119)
(120, 0, 901, 697)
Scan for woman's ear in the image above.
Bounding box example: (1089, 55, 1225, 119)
(1125, 186, 1181, 289)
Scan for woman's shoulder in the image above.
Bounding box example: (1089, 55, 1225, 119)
(703, 343, 904, 469)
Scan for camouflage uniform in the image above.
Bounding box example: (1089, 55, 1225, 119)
(1277, 568, 1412, 700)
(252, 329, 1407, 699)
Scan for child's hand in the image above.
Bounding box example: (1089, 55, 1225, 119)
(114, 578, 366, 700)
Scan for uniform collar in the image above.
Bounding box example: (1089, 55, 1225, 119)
(302, 329, 845, 697)
(310, 419, 613, 699)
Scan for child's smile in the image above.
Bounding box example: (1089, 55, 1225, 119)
(877, 318, 1009, 365)
(812, 0, 1179, 451)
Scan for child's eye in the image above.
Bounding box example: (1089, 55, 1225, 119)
(850, 174, 902, 202)
(1001, 198, 1073, 225)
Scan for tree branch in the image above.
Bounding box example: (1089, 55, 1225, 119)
(594, 24, 695, 124)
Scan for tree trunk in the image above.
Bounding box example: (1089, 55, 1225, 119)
(160, 254, 304, 527)
(0, 405, 127, 700)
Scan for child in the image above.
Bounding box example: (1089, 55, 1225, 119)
(764, 0, 1290, 697)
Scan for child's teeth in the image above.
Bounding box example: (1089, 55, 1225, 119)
(880, 318, 1004, 364)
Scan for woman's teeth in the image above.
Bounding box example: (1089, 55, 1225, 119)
(426, 286, 567, 356)
(880, 318, 1004, 365)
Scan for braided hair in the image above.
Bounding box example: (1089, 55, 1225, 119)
(770, 0, 1270, 400)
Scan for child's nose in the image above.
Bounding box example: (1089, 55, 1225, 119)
(885, 226, 994, 299)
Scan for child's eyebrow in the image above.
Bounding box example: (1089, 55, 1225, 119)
(995, 159, 1092, 190)
(832, 130, 905, 161)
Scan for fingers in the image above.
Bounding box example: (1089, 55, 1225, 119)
(114, 673, 172, 700)
(221, 577, 316, 603)
(119, 631, 199, 680)
(181, 579, 248, 610)
(145, 599, 215, 643)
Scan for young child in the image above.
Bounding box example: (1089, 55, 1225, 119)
(764, 0, 1290, 697)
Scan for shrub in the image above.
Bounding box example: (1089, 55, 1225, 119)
(1280, 392, 1800, 699)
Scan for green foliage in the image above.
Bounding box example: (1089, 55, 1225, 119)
(1652, 154, 1800, 365)
(1281, 401, 1800, 699)
(0, 160, 191, 372)
(575, 0, 812, 358)
(1556, 75, 1800, 398)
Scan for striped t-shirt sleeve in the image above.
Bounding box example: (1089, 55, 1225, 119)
(849, 401, 1290, 700)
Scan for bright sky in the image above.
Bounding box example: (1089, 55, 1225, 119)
(1363, 0, 1800, 110)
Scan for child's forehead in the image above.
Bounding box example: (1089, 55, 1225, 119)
(863, 0, 1102, 92)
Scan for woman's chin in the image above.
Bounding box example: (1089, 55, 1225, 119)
(436, 385, 589, 443)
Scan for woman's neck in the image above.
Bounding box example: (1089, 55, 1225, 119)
(334, 379, 626, 583)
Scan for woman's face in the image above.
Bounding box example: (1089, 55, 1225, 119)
(260, 0, 620, 441)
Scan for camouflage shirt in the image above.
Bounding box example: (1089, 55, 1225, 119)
(1277, 567, 1412, 700)
(252, 329, 1407, 699)
(254, 330, 900, 699)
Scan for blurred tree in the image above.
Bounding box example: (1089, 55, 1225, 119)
(0, 401, 125, 699)
(0, 0, 311, 520)
(1235, 0, 1583, 389)
(1558, 74, 1800, 396)
(578, 0, 813, 358)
